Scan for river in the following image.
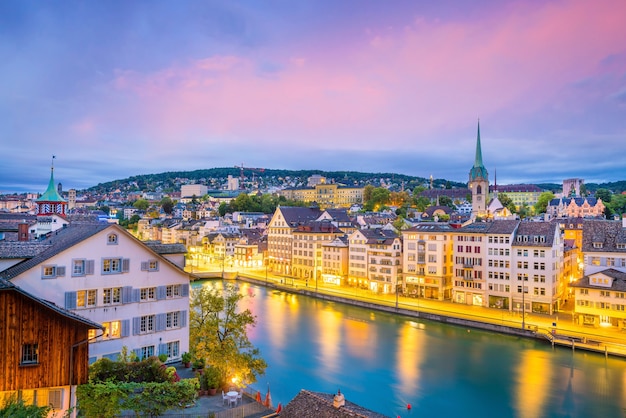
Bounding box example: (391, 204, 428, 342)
(197, 280, 626, 418)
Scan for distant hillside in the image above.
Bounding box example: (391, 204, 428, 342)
(86, 168, 467, 194)
(86, 168, 626, 195)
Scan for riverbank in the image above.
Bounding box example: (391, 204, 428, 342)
(210, 272, 626, 358)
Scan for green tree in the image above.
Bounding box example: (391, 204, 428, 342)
(363, 185, 374, 204)
(133, 199, 150, 211)
(608, 194, 626, 215)
(534, 192, 555, 214)
(364, 187, 391, 211)
(497, 193, 517, 213)
(190, 283, 267, 386)
(414, 196, 430, 212)
(438, 195, 454, 208)
(160, 197, 174, 215)
(595, 188, 611, 204)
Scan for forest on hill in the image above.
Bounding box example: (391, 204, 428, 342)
(86, 167, 626, 195)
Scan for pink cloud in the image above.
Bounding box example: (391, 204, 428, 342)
(104, 0, 626, 150)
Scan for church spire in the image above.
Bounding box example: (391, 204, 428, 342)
(36, 156, 67, 217)
(469, 119, 488, 182)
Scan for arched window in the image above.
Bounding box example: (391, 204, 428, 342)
(476, 185, 482, 194)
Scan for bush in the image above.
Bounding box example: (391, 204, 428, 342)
(0, 395, 50, 418)
(90, 356, 170, 383)
(158, 353, 168, 363)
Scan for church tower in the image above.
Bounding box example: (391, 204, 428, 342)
(35, 157, 67, 217)
(468, 121, 489, 217)
(33, 157, 69, 238)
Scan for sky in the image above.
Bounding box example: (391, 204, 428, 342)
(1, 0, 626, 193)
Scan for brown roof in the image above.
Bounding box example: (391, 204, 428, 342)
(281, 390, 389, 418)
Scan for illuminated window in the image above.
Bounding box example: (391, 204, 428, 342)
(77, 290, 97, 308)
(103, 288, 122, 305)
(103, 321, 121, 339)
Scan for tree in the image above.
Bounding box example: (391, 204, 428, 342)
(190, 283, 267, 387)
(363, 184, 374, 204)
(438, 195, 454, 208)
(133, 199, 150, 211)
(364, 187, 391, 211)
(608, 194, 626, 215)
(534, 192, 555, 214)
(497, 193, 517, 213)
(595, 188, 611, 204)
(160, 197, 174, 215)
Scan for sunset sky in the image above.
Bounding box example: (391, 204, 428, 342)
(2, 0, 626, 193)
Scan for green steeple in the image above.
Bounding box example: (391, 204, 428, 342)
(469, 120, 488, 182)
(36, 162, 66, 203)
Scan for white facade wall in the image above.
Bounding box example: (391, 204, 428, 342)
(10, 226, 190, 363)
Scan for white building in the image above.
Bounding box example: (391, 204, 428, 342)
(181, 184, 208, 199)
(1, 223, 190, 363)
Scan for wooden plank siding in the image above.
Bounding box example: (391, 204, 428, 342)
(0, 289, 92, 392)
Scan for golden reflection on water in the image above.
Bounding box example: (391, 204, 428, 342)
(395, 321, 424, 394)
(344, 317, 376, 360)
(515, 350, 551, 418)
(317, 307, 342, 373)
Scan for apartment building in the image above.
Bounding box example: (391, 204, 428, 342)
(571, 268, 626, 328)
(291, 220, 343, 284)
(267, 206, 322, 275)
(321, 236, 349, 286)
(511, 221, 564, 315)
(402, 223, 455, 300)
(485, 220, 520, 310)
(452, 223, 489, 305)
(279, 183, 364, 209)
(348, 228, 402, 294)
(580, 218, 626, 276)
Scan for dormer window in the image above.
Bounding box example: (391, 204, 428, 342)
(593, 242, 603, 249)
(107, 233, 118, 245)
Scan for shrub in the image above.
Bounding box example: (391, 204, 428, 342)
(0, 395, 50, 418)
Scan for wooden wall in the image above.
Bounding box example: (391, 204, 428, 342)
(0, 289, 92, 391)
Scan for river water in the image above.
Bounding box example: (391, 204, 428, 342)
(198, 280, 626, 418)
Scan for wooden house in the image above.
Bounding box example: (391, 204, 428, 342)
(0, 278, 102, 416)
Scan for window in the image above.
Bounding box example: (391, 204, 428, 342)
(107, 233, 118, 245)
(140, 345, 154, 359)
(141, 260, 159, 272)
(72, 259, 94, 276)
(103, 258, 123, 274)
(166, 311, 180, 329)
(103, 288, 122, 305)
(103, 321, 121, 339)
(140, 315, 155, 333)
(77, 290, 97, 308)
(580, 288, 589, 295)
(140, 287, 156, 301)
(166, 285, 181, 298)
(73, 259, 85, 276)
(21, 343, 39, 365)
(167, 341, 180, 359)
(42, 265, 65, 279)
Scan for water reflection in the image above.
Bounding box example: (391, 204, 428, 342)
(193, 281, 626, 417)
(515, 350, 551, 418)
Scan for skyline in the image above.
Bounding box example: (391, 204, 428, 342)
(1, 0, 626, 193)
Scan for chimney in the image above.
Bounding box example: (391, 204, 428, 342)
(333, 389, 345, 409)
(18, 222, 29, 241)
